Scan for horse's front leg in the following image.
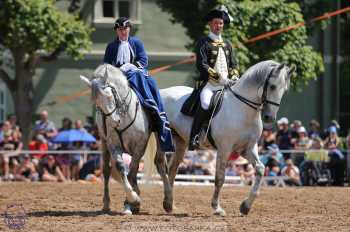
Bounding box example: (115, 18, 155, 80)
(240, 144, 265, 215)
(109, 145, 141, 215)
(101, 141, 111, 212)
(211, 150, 230, 217)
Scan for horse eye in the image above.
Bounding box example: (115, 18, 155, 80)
(270, 85, 276, 90)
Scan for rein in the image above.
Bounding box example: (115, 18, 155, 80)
(98, 84, 139, 152)
(228, 68, 280, 111)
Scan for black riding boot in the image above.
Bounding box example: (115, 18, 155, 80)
(188, 106, 210, 151)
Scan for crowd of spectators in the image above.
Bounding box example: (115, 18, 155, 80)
(0, 111, 349, 186)
(0, 110, 101, 182)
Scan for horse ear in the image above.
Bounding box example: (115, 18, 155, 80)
(80, 75, 91, 87)
(277, 63, 285, 71)
(287, 64, 296, 77)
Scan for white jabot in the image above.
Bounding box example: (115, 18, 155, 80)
(208, 32, 228, 82)
(116, 40, 131, 65)
(208, 32, 223, 42)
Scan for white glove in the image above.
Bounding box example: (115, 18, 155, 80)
(120, 63, 138, 73)
(231, 75, 239, 81)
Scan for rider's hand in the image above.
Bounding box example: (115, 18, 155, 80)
(120, 63, 138, 73)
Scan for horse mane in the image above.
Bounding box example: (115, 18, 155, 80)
(238, 60, 289, 90)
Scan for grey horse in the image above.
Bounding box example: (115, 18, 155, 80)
(80, 64, 172, 215)
(160, 60, 294, 216)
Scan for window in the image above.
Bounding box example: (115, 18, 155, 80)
(94, 0, 141, 27)
(118, 1, 130, 18)
(103, 0, 115, 18)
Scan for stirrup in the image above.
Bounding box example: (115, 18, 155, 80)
(189, 135, 200, 150)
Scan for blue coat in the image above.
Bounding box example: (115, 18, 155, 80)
(103, 36, 148, 68)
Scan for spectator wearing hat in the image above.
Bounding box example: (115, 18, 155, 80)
(281, 159, 301, 186)
(182, 5, 239, 150)
(324, 126, 345, 186)
(260, 144, 285, 169)
(293, 126, 312, 166)
(276, 117, 293, 159)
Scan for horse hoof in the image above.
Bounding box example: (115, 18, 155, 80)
(213, 207, 226, 217)
(102, 207, 111, 213)
(121, 208, 132, 215)
(163, 200, 173, 213)
(239, 201, 250, 215)
(124, 200, 140, 214)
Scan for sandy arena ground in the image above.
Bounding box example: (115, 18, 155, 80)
(0, 182, 349, 232)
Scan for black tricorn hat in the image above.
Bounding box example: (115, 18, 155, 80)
(114, 17, 131, 30)
(205, 5, 232, 24)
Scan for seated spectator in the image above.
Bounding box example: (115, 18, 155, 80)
(260, 144, 285, 169)
(39, 155, 66, 182)
(234, 156, 255, 185)
(28, 134, 49, 162)
(7, 114, 21, 139)
(294, 126, 312, 150)
(276, 117, 293, 159)
(74, 119, 87, 132)
(70, 141, 85, 180)
(0, 133, 20, 180)
(258, 128, 276, 153)
(33, 110, 58, 148)
(15, 154, 39, 182)
(290, 120, 302, 142)
(324, 126, 345, 186)
(281, 159, 301, 186)
(0, 121, 13, 143)
(308, 119, 321, 139)
(78, 156, 101, 182)
(59, 117, 72, 132)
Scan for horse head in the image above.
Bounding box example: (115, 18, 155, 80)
(233, 60, 295, 124)
(260, 62, 295, 124)
(80, 64, 130, 127)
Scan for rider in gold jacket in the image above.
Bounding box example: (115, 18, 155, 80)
(183, 6, 239, 150)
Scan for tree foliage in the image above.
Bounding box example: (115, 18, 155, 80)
(156, 0, 325, 90)
(0, 0, 92, 145)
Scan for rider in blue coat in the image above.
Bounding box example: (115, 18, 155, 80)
(103, 17, 174, 152)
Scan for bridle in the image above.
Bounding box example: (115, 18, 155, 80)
(228, 68, 281, 111)
(97, 84, 139, 151)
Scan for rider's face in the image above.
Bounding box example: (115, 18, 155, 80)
(115, 26, 130, 41)
(209, 18, 224, 35)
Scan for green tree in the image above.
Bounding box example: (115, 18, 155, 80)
(0, 0, 92, 145)
(156, 0, 324, 90)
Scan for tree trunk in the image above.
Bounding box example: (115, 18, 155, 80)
(13, 50, 35, 148)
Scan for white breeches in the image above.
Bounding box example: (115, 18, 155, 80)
(200, 82, 223, 110)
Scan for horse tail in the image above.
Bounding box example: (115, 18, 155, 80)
(142, 133, 157, 182)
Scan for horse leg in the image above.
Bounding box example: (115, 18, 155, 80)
(211, 150, 230, 217)
(154, 137, 173, 213)
(126, 155, 142, 214)
(240, 144, 265, 215)
(168, 135, 186, 187)
(109, 145, 141, 215)
(102, 141, 111, 212)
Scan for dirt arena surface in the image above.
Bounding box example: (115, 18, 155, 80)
(0, 182, 349, 232)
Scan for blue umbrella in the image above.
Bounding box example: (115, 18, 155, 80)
(52, 129, 96, 143)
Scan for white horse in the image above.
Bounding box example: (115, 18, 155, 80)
(161, 60, 294, 216)
(80, 64, 173, 215)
